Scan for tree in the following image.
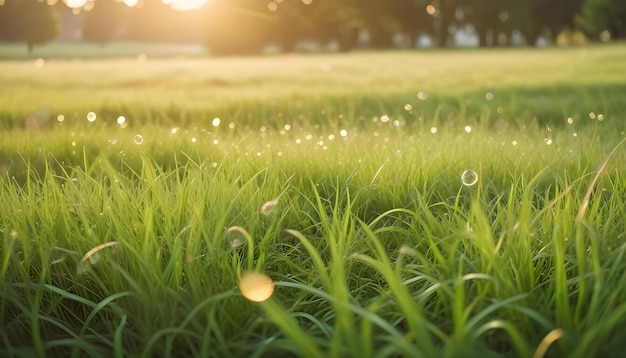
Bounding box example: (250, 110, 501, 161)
(577, 0, 626, 40)
(0, 0, 22, 41)
(434, 0, 460, 47)
(0, 0, 60, 52)
(82, 0, 128, 46)
(528, 0, 584, 44)
(20, 0, 61, 53)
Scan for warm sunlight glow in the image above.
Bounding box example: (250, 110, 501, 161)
(122, 0, 139, 7)
(63, 0, 90, 8)
(240, 272, 275, 302)
(162, 0, 207, 11)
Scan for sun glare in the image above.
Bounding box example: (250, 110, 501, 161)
(122, 0, 139, 7)
(63, 0, 89, 8)
(162, 0, 207, 11)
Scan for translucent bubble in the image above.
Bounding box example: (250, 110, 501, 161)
(171, 127, 179, 134)
(133, 135, 144, 145)
(417, 91, 428, 100)
(340, 129, 348, 137)
(87, 112, 97, 122)
(461, 169, 478, 187)
(191, 137, 197, 143)
(567, 117, 574, 124)
(430, 127, 437, 134)
(212, 117, 221, 127)
(465, 125, 472, 133)
(117, 116, 126, 125)
(485, 92, 494, 101)
(57, 114, 65, 122)
(512, 140, 518, 146)
(544, 138, 553, 145)
(589, 112, 596, 120)
(240, 272, 274, 302)
(284, 124, 291, 131)
(228, 122, 236, 129)
(380, 115, 390, 123)
(404, 104, 413, 111)
(225, 229, 246, 248)
(597, 114, 604, 121)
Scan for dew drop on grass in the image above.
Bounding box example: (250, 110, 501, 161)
(239, 272, 275, 302)
(461, 169, 478, 186)
(133, 135, 144, 145)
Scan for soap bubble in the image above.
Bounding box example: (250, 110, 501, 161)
(461, 169, 478, 186)
(133, 135, 144, 145)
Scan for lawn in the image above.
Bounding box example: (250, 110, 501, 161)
(1, 43, 626, 357)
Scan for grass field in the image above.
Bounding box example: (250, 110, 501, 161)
(1, 43, 626, 357)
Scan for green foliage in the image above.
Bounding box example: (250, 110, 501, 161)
(1, 46, 626, 356)
(576, 0, 626, 40)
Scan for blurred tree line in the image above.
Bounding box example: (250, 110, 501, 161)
(0, 0, 624, 54)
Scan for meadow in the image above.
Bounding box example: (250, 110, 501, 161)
(1, 43, 626, 357)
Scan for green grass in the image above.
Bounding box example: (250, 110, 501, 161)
(2, 43, 626, 357)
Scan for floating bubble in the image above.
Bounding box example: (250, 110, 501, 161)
(567, 117, 574, 124)
(417, 91, 428, 100)
(461, 169, 478, 187)
(171, 127, 179, 134)
(225, 229, 246, 248)
(597, 114, 604, 121)
(239, 272, 275, 302)
(512, 140, 518, 146)
(87, 112, 97, 122)
(284, 124, 291, 131)
(117, 116, 126, 125)
(191, 137, 197, 143)
(544, 138, 553, 145)
(589, 112, 596, 120)
(485, 92, 494, 101)
(430, 127, 437, 134)
(212, 117, 221, 127)
(380, 115, 390, 123)
(340, 129, 348, 137)
(133, 135, 144, 145)
(57, 114, 65, 122)
(464, 125, 472, 133)
(404, 104, 413, 111)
